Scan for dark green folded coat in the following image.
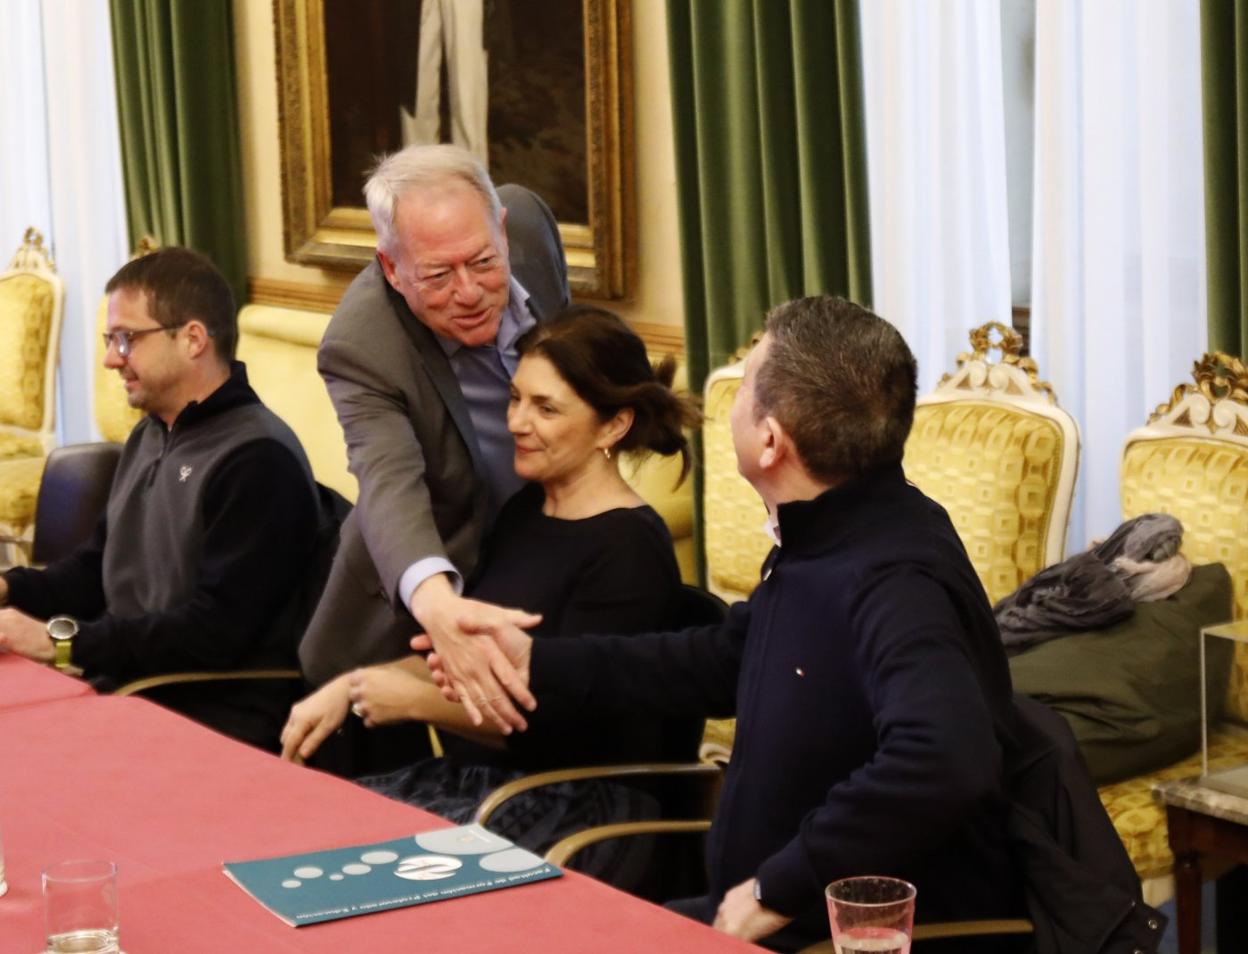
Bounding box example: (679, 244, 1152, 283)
(1009, 562, 1233, 785)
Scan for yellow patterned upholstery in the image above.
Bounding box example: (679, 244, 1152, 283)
(93, 295, 144, 444)
(1100, 725, 1248, 885)
(904, 323, 1078, 604)
(0, 455, 46, 529)
(1097, 353, 1248, 901)
(0, 274, 55, 430)
(236, 306, 354, 502)
(907, 405, 1066, 603)
(1121, 437, 1248, 718)
(0, 229, 64, 563)
(0, 432, 43, 461)
(702, 361, 769, 603)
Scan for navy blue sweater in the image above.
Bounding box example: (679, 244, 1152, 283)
(531, 464, 1024, 938)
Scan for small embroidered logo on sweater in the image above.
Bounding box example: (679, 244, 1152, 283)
(179, 465, 193, 482)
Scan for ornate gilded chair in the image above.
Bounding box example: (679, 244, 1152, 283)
(93, 292, 144, 444)
(904, 321, 1079, 604)
(700, 352, 768, 762)
(702, 355, 770, 606)
(1094, 352, 1248, 904)
(0, 228, 66, 563)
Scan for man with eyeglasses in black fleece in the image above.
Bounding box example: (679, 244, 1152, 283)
(0, 247, 318, 750)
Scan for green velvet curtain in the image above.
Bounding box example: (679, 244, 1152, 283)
(110, 0, 248, 305)
(1201, 0, 1248, 357)
(667, 0, 873, 395)
(667, 0, 872, 579)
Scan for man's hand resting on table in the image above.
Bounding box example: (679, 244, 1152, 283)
(409, 574, 540, 734)
(713, 878, 792, 944)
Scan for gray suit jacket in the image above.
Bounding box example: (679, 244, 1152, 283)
(299, 185, 569, 685)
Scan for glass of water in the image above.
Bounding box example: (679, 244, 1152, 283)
(825, 876, 916, 954)
(42, 860, 119, 954)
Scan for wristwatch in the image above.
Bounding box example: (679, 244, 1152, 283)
(752, 877, 764, 904)
(46, 616, 79, 672)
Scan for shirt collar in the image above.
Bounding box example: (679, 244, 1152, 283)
(435, 276, 535, 359)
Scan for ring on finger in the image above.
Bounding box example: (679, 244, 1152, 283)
(351, 702, 365, 718)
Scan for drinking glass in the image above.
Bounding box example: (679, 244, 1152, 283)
(825, 876, 916, 954)
(42, 860, 119, 954)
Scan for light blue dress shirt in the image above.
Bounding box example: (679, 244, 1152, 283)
(398, 277, 536, 609)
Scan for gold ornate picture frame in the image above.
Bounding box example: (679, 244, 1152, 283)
(273, 0, 635, 299)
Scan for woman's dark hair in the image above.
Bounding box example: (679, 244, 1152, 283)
(516, 305, 702, 483)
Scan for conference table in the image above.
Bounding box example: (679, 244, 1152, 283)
(0, 652, 94, 711)
(0, 656, 756, 953)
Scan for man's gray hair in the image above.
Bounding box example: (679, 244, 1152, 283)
(364, 144, 503, 254)
(754, 295, 918, 484)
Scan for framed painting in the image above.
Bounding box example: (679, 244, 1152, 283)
(273, 0, 635, 298)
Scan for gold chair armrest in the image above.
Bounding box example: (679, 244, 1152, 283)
(474, 761, 722, 827)
(545, 819, 712, 867)
(114, 668, 302, 697)
(798, 920, 1032, 953)
(912, 919, 1033, 940)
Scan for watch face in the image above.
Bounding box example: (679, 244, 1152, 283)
(47, 616, 78, 640)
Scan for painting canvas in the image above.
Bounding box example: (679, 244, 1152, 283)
(324, 0, 587, 224)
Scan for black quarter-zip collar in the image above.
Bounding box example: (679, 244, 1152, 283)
(773, 461, 908, 558)
(142, 362, 260, 487)
(151, 361, 260, 436)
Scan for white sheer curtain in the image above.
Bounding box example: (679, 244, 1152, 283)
(1030, 0, 1206, 552)
(0, 0, 129, 444)
(859, 0, 1013, 393)
(0, 2, 52, 251)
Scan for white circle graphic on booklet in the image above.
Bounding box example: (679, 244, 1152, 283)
(477, 847, 545, 873)
(341, 863, 371, 876)
(360, 850, 399, 865)
(329, 873, 344, 881)
(293, 866, 323, 879)
(394, 855, 464, 880)
(415, 826, 511, 855)
(281, 879, 301, 889)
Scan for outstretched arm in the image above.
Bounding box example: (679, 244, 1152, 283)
(417, 600, 747, 721)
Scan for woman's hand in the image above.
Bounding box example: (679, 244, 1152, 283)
(346, 660, 429, 727)
(280, 675, 352, 763)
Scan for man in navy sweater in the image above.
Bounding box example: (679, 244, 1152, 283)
(423, 295, 1025, 950)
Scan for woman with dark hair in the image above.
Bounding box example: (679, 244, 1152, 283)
(281, 306, 700, 866)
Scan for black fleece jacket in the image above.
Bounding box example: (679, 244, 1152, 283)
(530, 463, 1024, 941)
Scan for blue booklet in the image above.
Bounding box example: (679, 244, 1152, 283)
(223, 824, 562, 926)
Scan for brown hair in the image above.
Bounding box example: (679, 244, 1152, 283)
(517, 305, 702, 483)
(105, 247, 237, 362)
(755, 295, 917, 483)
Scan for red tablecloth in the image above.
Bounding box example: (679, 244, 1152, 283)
(0, 652, 93, 711)
(0, 694, 753, 953)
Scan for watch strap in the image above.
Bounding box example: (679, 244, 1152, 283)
(53, 636, 73, 671)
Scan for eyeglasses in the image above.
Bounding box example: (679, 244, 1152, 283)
(412, 254, 503, 294)
(102, 323, 187, 358)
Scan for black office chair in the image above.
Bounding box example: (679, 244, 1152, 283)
(31, 443, 122, 565)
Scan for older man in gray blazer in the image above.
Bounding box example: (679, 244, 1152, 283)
(299, 145, 569, 733)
